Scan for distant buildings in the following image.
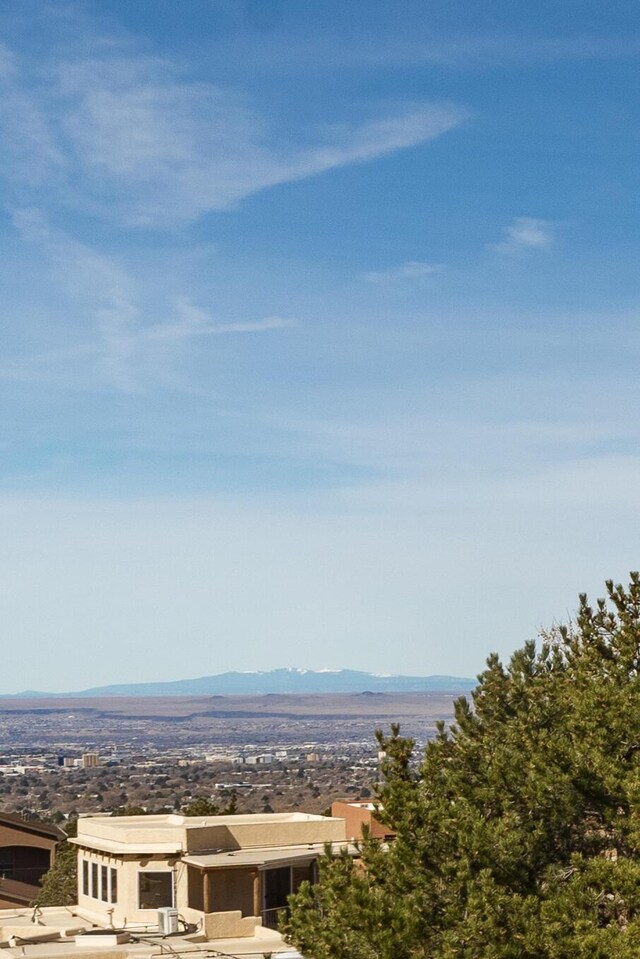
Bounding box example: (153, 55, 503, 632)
(244, 753, 274, 765)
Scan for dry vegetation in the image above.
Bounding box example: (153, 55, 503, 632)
(0, 692, 461, 822)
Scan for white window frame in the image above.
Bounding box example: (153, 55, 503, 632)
(82, 858, 117, 903)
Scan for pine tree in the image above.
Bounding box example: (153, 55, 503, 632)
(284, 574, 640, 958)
(35, 819, 77, 907)
(182, 793, 238, 816)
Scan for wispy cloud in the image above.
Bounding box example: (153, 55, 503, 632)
(0, 38, 466, 227)
(129, 298, 296, 343)
(210, 29, 640, 73)
(363, 261, 443, 283)
(0, 41, 16, 78)
(62, 68, 464, 225)
(12, 206, 142, 390)
(0, 51, 65, 185)
(8, 209, 296, 392)
(489, 217, 555, 255)
(208, 317, 296, 334)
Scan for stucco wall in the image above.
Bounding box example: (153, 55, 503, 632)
(76, 851, 177, 927)
(331, 801, 393, 841)
(183, 816, 346, 852)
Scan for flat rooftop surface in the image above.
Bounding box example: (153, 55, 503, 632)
(78, 812, 329, 831)
(0, 909, 301, 958)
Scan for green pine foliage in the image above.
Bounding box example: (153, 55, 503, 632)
(111, 805, 148, 816)
(182, 793, 238, 816)
(284, 574, 640, 958)
(35, 819, 77, 907)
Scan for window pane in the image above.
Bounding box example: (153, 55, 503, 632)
(0, 849, 14, 878)
(82, 860, 89, 896)
(292, 864, 311, 893)
(110, 867, 118, 904)
(138, 872, 173, 909)
(101, 865, 108, 901)
(91, 862, 98, 899)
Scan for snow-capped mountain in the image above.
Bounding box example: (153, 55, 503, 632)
(5, 668, 475, 698)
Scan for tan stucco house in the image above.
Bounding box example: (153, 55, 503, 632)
(70, 811, 348, 939)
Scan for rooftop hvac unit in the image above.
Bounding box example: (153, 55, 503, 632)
(157, 907, 179, 935)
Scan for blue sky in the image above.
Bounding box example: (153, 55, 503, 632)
(1, 0, 639, 692)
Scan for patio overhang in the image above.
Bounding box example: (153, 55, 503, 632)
(69, 837, 182, 856)
(183, 840, 357, 871)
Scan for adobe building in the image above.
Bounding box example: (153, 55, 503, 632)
(70, 810, 349, 940)
(330, 799, 395, 842)
(0, 811, 64, 908)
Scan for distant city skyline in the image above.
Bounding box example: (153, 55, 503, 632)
(1, 1, 639, 692)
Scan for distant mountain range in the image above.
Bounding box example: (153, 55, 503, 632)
(4, 668, 475, 698)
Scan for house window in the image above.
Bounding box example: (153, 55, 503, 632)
(139, 872, 173, 910)
(0, 849, 14, 879)
(105, 866, 118, 903)
(81, 860, 117, 903)
(100, 865, 109, 902)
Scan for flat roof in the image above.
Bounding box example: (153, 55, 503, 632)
(69, 836, 183, 855)
(72, 810, 344, 855)
(83, 812, 330, 829)
(0, 907, 297, 957)
(186, 812, 329, 825)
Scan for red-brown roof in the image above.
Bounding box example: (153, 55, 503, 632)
(0, 876, 42, 904)
(0, 811, 65, 841)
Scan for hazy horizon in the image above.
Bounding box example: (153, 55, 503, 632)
(1, 666, 477, 697)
